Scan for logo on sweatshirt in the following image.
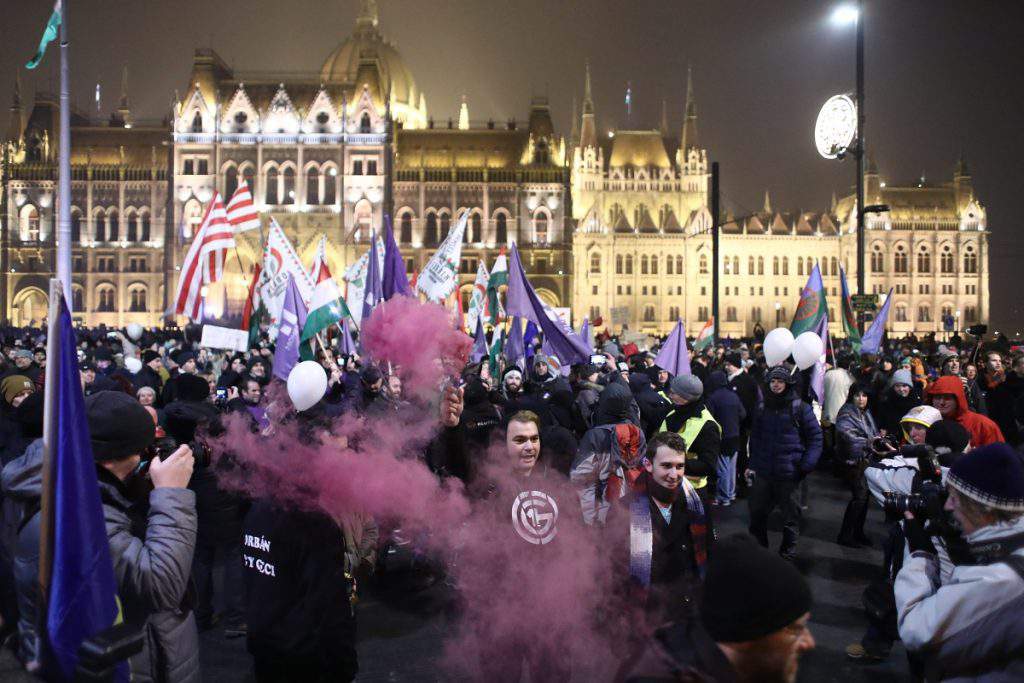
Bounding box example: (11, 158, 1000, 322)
(512, 490, 559, 545)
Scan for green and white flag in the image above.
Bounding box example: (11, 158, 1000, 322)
(486, 251, 508, 325)
(416, 211, 468, 302)
(693, 317, 715, 352)
(466, 261, 490, 334)
(300, 264, 351, 358)
(26, 1, 62, 70)
(343, 236, 385, 326)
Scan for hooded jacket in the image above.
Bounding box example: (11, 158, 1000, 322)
(835, 400, 879, 465)
(925, 376, 1004, 447)
(704, 371, 746, 441)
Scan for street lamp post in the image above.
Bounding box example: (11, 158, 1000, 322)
(854, 0, 866, 308)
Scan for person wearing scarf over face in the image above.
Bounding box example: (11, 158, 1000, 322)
(611, 431, 713, 630)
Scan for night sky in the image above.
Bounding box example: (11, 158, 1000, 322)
(2, 1, 1020, 329)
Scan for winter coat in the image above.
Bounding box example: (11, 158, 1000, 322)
(895, 515, 1024, 682)
(835, 402, 879, 465)
(822, 368, 856, 424)
(2, 441, 200, 682)
(873, 386, 923, 439)
(574, 380, 603, 428)
(748, 390, 823, 481)
(925, 376, 1004, 447)
(615, 618, 740, 683)
(985, 373, 1024, 446)
(629, 373, 672, 438)
(726, 370, 758, 430)
(705, 371, 746, 440)
(658, 401, 722, 487)
(571, 422, 647, 525)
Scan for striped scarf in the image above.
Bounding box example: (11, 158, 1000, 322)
(629, 476, 709, 588)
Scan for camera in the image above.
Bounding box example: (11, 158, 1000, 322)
(871, 434, 899, 454)
(883, 480, 946, 520)
(138, 435, 211, 476)
(214, 387, 228, 407)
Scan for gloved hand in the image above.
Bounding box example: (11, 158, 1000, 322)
(902, 514, 937, 555)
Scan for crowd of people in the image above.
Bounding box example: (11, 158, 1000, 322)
(0, 318, 1023, 682)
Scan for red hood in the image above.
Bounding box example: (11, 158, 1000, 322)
(925, 375, 968, 418)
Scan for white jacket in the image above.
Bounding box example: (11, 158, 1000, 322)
(895, 515, 1024, 682)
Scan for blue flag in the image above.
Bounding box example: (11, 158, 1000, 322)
(504, 243, 590, 364)
(26, 1, 62, 70)
(523, 321, 539, 361)
(45, 296, 122, 680)
(860, 288, 894, 355)
(505, 317, 525, 368)
(654, 319, 691, 376)
(273, 274, 308, 381)
(470, 317, 488, 363)
(337, 317, 357, 357)
(381, 216, 413, 301)
(362, 231, 383, 322)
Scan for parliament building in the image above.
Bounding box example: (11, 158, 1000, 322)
(1, 0, 989, 338)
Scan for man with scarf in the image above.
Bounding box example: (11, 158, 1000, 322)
(612, 431, 712, 626)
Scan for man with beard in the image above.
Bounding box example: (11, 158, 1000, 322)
(613, 432, 713, 625)
(619, 534, 815, 683)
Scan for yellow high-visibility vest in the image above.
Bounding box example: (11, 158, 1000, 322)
(660, 405, 721, 489)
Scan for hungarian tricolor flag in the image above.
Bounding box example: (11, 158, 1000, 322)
(486, 250, 508, 325)
(693, 317, 715, 352)
(300, 260, 352, 360)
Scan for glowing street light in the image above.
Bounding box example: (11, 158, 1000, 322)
(831, 4, 859, 26)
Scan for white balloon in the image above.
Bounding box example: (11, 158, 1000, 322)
(123, 356, 142, 374)
(763, 328, 796, 367)
(792, 332, 825, 370)
(126, 323, 144, 341)
(287, 361, 328, 412)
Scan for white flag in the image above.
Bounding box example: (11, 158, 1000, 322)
(465, 261, 490, 335)
(309, 234, 328, 284)
(343, 236, 385, 325)
(416, 211, 468, 302)
(260, 219, 315, 336)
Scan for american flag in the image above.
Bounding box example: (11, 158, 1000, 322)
(225, 180, 261, 233)
(173, 192, 235, 321)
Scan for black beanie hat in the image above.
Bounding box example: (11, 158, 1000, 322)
(925, 419, 971, 457)
(700, 534, 812, 643)
(142, 349, 161, 364)
(86, 390, 155, 462)
(177, 373, 211, 402)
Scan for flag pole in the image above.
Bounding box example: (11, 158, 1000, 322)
(37, 277, 63, 663)
(56, 0, 72, 307)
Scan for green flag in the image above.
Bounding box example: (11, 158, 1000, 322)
(791, 263, 827, 337)
(26, 1, 62, 70)
(839, 266, 861, 350)
(486, 252, 508, 325)
(488, 327, 505, 375)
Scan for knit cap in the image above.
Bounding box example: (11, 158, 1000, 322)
(890, 369, 913, 387)
(669, 374, 703, 402)
(946, 443, 1024, 512)
(2, 375, 34, 404)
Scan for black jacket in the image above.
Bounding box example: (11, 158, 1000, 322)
(727, 371, 759, 430)
(243, 501, 357, 679)
(616, 618, 739, 683)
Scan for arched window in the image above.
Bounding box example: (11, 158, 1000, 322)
(757, 256, 764, 275)
(797, 257, 804, 277)
(534, 212, 548, 243)
(353, 199, 372, 241)
(440, 211, 451, 239)
(20, 205, 40, 242)
(323, 167, 336, 205)
(831, 257, 838, 275)
(590, 253, 601, 274)
(918, 305, 931, 323)
(917, 246, 931, 273)
(782, 257, 789, 276)
(140, 212, 151, 242)
(700, 254, 708, 275)
(242, 166, 256, 197)
(941, 245, 954, 273)
(965, 305, 977, 323)
(895, 304, 908, 323)
(748, 256, 755, 276)
(820, 258, 828, 276)
(282, 166, 296, 204)
(107, 210, 119, 242)
(224, 166, 239, 198)
(732, 256, 739, 275)
(773, 256, 780, 275)
(400, 211, 413, 244)
(496, 213, 508, 245)
(871, 244, 884, 272)
(265, 167, 279, 204)
(751, 307, 762, 323)
(470, 212, 482, 243)
(190, 112, 202, 132)
(652, 255, 659, 275)
(360, 112, 371, 133)
(723, 257, 731, 275)
(894, 245, 908, 273)
(963, 246, 977, 273)
(667, 256, 674, 275)
(726, 306, 737, 322)
(129, 287, 148, 312)
(96, 285, 116, 312)
(641, 255, 649, 275)
(71, 210, 82, 243)
(126, 212, 139, 242)
(625, 255, 634, 274)
(424, 213, 439, 246)
(616, 254, 623, 274)
(676, 256, 684, 274)
(643, 305, 656, 322)
(306, 167, 320, 205)
(71, 287, 84, 311)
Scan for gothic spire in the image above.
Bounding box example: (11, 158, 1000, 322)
(660, 98, 669, 136)
(117, 65, 132, 127)
(763, 190, 772, 214)
(680, 64, 699, 153)
(356, 0, 379, 29)
(7, 72, 24, 142)
(570, 94, 579, 147)
(458, 94, 469, 130)
(579, 61, 597, 149)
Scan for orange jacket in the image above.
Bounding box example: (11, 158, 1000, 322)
(925, 376, 1004, 447)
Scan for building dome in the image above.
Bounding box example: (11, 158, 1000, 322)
(320, 1, 425, 127)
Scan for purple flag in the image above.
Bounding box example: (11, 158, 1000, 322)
(524, 321, 538, 360)
(579, 318, 591, 351)
(273, 274, 308, 381)
(810, 311, 829, 403)
(337, 318, 356, 357)
(860, 288, 894, 355)
(470, 317, 488, 363)
(655, 319, 691, 376)
(362, 230, 383, 322)
(505, 243, 590, 364)
(505, 317, 525, 367)
(382, 215, 412, 300)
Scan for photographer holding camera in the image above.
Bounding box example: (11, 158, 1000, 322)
(4, 391, 199, 679)
(895, 443, 1024, 680)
